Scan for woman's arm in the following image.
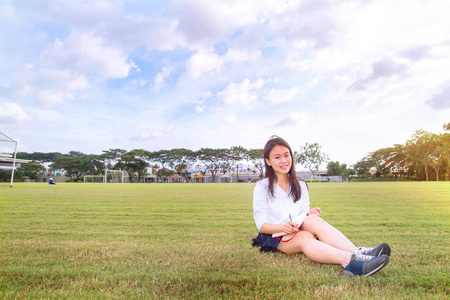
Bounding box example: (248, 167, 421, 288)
(299, 181, 311, 214)
(299, 181, 320, 216)
(260, 221, 299, 235)
(253, 182, 271, 231)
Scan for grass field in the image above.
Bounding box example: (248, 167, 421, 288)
(1, 182, 449, 299)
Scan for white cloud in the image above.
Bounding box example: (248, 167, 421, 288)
(110, 15, 182, 52)
(140, 131, 163, 139)
(171, 0, 262, 43)
(31, 107, 63, 123)
(0, 102, 31, 123)
(223, 114, 236, 124)
(37, 90, 64, 105)
(185, 48, 261, 79)
(282, 1, 450, 76)
(24, 0, 122, 30)
(195, 106, 204, 114)
(428, 84, 450, 109)
(186, 48, 220, 79)
(348, 57, 409, 91)
(273, 112, 308, 128)
(218, 78, 265, 108)
(153, 67, 173, 91)
(35, 69, 90, 105)
(136, 124, 176, 142)
(39, 69, 90, 91)
(132, 79, 148, 88)
(41, 31, 136, 79)
(2, 0, 449, 165)
(264, 87, 300, 104)
(223, 48, 261, 64)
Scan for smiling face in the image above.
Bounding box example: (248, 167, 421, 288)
(265, 145, 292, 178)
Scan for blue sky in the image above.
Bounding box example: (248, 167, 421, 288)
(1, 0, 449, 166)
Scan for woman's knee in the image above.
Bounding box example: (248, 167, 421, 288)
(302, 214, 323, 228)
(301, 215, 327, 236)
(278, 231, 315, 254)
(296, 230, 315, 241)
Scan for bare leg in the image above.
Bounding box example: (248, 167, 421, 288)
(277, 231, 352, 265)
(300, 215, 358, 253)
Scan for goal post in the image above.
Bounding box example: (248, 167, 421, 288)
(83, 175, 105, 183)
(104, 169, 130, 184)
(0, 132, 18, 188)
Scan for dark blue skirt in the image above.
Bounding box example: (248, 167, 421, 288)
(252, 232, 281, 252)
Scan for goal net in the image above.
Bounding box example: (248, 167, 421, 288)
(104, 169, 130, 184)
(0, 132, 18, 188)
(84, 175, 105, 183)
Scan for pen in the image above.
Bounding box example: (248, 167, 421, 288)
(289, 214, 294, 228)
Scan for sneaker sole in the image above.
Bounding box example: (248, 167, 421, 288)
(364, 256, 389, 277)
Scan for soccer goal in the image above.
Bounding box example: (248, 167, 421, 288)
(0, 132, 18, 188)
(104, 169, 130, 184)
(84, 175, 105, 183)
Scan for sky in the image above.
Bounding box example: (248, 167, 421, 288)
(0, 0, 449, 167)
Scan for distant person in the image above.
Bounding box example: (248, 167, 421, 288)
(48, 178, 56, 185)
(252, 136, 390, 277)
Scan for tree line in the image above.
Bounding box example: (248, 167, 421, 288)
(3, 122, 449, 183)
(352, 123, 450, 181)
(11, 147, 265, 183)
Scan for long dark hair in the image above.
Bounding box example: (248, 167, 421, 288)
(263, 136, 301, 202)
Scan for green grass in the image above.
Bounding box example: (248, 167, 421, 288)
(1, 182, 449, 299)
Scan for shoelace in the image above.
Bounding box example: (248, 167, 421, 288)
(353, 252, 374, 262)
(356, 247, 373, 255)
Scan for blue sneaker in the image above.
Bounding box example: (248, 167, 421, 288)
(343, 253, 389, 277)
(357, 243, 391, 257)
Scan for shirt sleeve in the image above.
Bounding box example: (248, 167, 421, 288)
(253, 181, 269, 232)
(291, 181, 310, 224)
(299, 181, 310, 215)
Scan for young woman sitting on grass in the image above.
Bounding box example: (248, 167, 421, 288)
(252, 136, 391, 277)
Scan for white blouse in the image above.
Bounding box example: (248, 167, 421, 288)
(253, 177, 310, 232)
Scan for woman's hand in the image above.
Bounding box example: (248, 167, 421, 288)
(283, 221, 299, 234)
(309, 207, 321, 216)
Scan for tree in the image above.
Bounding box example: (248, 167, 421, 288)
(248, 149, 264, 178)
(218, 151, 232, 180)
(16, 152, 62, 164)
(228, 146, 248, 182)
(52, 156, 84, 180)
(429, 133, 446, 181)
(166, 148, 196, 181)
(80, 155, 105, 175)
(389, 144, 408, 178)
(116, 149, 149, 182)
(100, 149, 127, 169)
(149, 150, 170, 182)
(17, 162, 46, 180)
(442, 123, 450, 180)
(295, 142, 329, 177)
(405, 130, 435, 181)
(68, 151, 85, 157)
(444, 122, 450, 131)
(327, 161, 354, 178)
(327, 161, 341, 176)
(353, 157, 372, 178)
(369, 147, 407, 178)
(327, 161, 344, 176)
(197, 148, 223, 183)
